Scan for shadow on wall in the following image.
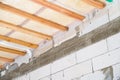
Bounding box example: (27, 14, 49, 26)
(6, 63, 18, 73)
(72, 66, 120, 80)
(102, 66, 113, 80)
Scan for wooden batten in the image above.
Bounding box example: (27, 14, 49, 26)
(0, 56, 14, 62)
(0, 2, 68, 31)
(32, 0, 85, 20)
(0, 20, 52, 40)
(0, 34, 39, 48)
(0, 46, 26, 56)
(83, 0, 105, 9)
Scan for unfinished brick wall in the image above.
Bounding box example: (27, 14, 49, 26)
(13, 32, 120, 80)
(9, 0, 120, 80)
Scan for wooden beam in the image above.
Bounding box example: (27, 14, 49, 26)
(0, 65, 3, 69)
(0, 2, 68, 31)
(0, 20, 52, 40)
(0, 34, 38, 48)
(83, 0, 106, 9)
(32, 0, 85, 20)
(0, 46, 26, 56)
(0, 56, 14, 62)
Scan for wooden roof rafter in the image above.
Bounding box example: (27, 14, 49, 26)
(0, 20, 52, 40)
(0, 65, 3, 69)
(0, 2, 68, 31)
(0, 56, 14, 62)
(0, 34, 39, 48)
(83, 0, 106, 9)
(0, 46, 26, 56)
(31, 0, 85, 20)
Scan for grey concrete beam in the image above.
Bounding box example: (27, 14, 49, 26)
(0, 16, 120, 80)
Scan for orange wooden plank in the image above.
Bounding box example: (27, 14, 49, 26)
(32, 0, 85, 20)
(0, 46, 26, 56)
(0, 56, 14, 62)
(83, 0, 105, 9)
(0, 65, 3, 69)
(0, 20, 52, 40)
(0, 2, 68, 31)
(0, 34, 39, 48)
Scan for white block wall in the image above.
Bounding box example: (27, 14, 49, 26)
(13, 32, 120, 80)
(13, 0, 120, 80)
